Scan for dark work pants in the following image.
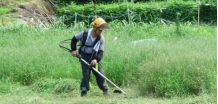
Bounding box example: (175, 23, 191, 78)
(80, 54, 108, 92)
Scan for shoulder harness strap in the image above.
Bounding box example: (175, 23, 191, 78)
(93, 35, 101, 47)
(81, 30, 88, 46)
(81, 30, 101, 47)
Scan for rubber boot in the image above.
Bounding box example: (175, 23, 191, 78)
(81, 91, 87, 97)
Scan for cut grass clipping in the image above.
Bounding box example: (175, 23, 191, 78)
(32, 78, 80, 93)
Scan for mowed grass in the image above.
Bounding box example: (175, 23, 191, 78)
(0, 82, 216, 104)
(0, 22, 216, 102)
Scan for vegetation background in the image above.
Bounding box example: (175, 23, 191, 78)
(0, 0, 216, 103)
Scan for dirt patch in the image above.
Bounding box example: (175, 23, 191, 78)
(12, 0, 54, 27)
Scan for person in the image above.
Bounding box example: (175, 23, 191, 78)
(71, 17, 109, 96)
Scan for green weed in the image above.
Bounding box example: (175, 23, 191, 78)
(0, 22, 216, 97)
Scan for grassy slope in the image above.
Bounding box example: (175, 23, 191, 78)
(0, 22, 216, 103)
(0, 23, 216, 84)
(0, 0, 31, 8)
(0, 0, 216, 103)
(0, 0, 32, 25)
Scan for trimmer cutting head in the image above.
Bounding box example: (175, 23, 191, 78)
(113, 89, 122, 93)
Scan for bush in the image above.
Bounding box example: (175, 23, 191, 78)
(56, 2, 216, 25)
(52, 0, 216, 4)
(200, 4, 217, 23)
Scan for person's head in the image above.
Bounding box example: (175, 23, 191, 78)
(91, 17, 109, 36)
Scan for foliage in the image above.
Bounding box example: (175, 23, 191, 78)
(52, 0, 216, 4)
(56, 1, 216, 25)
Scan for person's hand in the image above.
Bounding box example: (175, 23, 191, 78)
(71, 50, 79, 57)
(91, 59, 97, 66)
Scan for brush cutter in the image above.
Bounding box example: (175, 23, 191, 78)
(59, 39, 128, 96)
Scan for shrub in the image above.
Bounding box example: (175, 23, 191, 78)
(56, 2, 216, 25)
(52, 0, 217, 4)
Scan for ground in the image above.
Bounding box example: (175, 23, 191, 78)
(0, 85, 216, 104)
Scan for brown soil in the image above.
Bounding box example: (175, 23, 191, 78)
(12, 0, 54, 27)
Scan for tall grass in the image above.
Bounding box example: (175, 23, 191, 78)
(137, 37, 216, 97)
(0, 22, 216, 96)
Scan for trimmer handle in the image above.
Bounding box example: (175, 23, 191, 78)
(76, 55, 81, 59)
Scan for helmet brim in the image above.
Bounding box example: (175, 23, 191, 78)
(98, 23, 110, 30)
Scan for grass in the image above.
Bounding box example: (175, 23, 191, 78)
(0, 82, 216, 104)
(137, 37, 216, 97)
(0, 80, 216, 104)
(0, 7, 10, 15)
(0, 21, 216, 103)
(0, 0, 31, 8)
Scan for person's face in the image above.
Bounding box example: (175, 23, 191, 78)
(94, 27, 103, 36)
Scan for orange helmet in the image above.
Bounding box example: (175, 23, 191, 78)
(91, 17, 109, 29)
